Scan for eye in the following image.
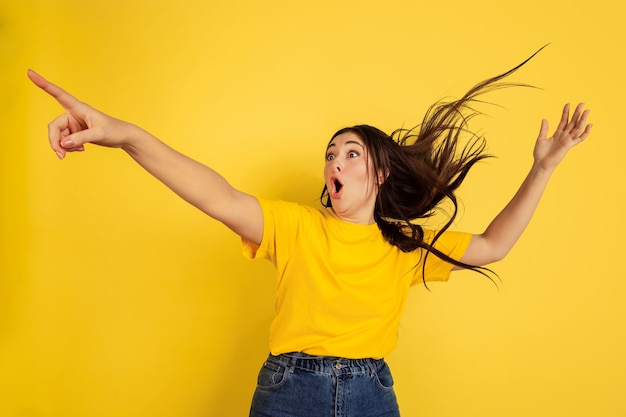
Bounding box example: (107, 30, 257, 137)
(348, 151, 359, 158)
(326, 153, 335, 161)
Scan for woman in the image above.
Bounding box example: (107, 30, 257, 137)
(27, 58, 591, 416)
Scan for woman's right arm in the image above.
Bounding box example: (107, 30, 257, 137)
(27, 70, 263, 244)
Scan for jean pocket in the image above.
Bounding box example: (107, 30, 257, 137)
(256, 360, 287, 390)
(374, 361, 395, 389)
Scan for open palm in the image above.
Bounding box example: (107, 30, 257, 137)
(534, 103, 592, 171)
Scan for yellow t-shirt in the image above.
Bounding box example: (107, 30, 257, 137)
(242, 198, 472, 359)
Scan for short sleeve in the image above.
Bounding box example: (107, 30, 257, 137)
(241, 198, 312, 271)
(241, 197, 270, 261)
(412, 230, 473, 285)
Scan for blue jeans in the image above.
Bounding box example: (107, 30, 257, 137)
(249, 352, 400, 417)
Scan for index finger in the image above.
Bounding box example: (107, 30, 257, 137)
(555, 103, 570, 133)
(27, 69, 81, 110)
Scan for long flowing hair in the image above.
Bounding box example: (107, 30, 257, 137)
(320, 47, 546, 284)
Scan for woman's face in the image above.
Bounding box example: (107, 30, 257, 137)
(324, 131, 379, 224)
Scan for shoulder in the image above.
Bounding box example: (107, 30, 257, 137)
(243, 198, 323, 261)
(255, 198, 326, 234)
(257, 198, 321, 219)
(423, 229, 473, 251)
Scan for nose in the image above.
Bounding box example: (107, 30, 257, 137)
(333, 159, 342, 172)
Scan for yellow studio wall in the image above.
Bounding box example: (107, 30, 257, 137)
(1, 0, 624, 416)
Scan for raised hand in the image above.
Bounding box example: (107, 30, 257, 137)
(27, 69, 136, 160)
(533, 103, 593, 171)
(458, 102, 593, 268)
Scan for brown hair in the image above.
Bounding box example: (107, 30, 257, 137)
(320, 47, 546, 284)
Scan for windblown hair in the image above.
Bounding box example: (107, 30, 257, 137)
(320, 47, 546, 284)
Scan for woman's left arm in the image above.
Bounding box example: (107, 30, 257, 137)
(458, 103, 593, 267)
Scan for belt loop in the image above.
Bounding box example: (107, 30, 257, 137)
(286, 354, 296, 374)
(367, 358, 377, 377)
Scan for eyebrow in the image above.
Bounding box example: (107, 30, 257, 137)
(326, 140, 365, 151)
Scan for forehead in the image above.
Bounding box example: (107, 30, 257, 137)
(327, 131, 366, 149)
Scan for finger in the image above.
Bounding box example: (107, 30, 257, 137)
(60, 128, 97, 150)
(537, 118, 549, 141)
(578, 124, 593, 141)
(572, 107, 590, 135)
(555, 103, 570, 134)
(567, 103, 585, 133)
(574, 110, 590, 135)
(567, 121, 592, 148)
(48, 113, 70, 158)
(27, 69, 82, 111)
(63, 144, 86, 153)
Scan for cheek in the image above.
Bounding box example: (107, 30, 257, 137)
(361, 163, 376, 182)
(323, 164, 333, 179)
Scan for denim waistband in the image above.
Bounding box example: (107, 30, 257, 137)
(267, 352, 384, 375)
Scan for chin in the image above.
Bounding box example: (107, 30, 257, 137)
(330, 201, 348, 213)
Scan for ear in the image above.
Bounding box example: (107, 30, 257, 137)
(377, 168, 390, 185)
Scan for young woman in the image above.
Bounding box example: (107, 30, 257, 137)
(27, 58, 591, 416)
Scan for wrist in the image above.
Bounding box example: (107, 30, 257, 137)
(120, 123, 149, 152)
(529, 161, 555, 180)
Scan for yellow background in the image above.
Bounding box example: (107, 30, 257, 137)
(2, 1, 624, 416)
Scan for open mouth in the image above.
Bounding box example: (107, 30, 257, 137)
(333, 179, 343, 193)
(330, 177, 343, 198)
